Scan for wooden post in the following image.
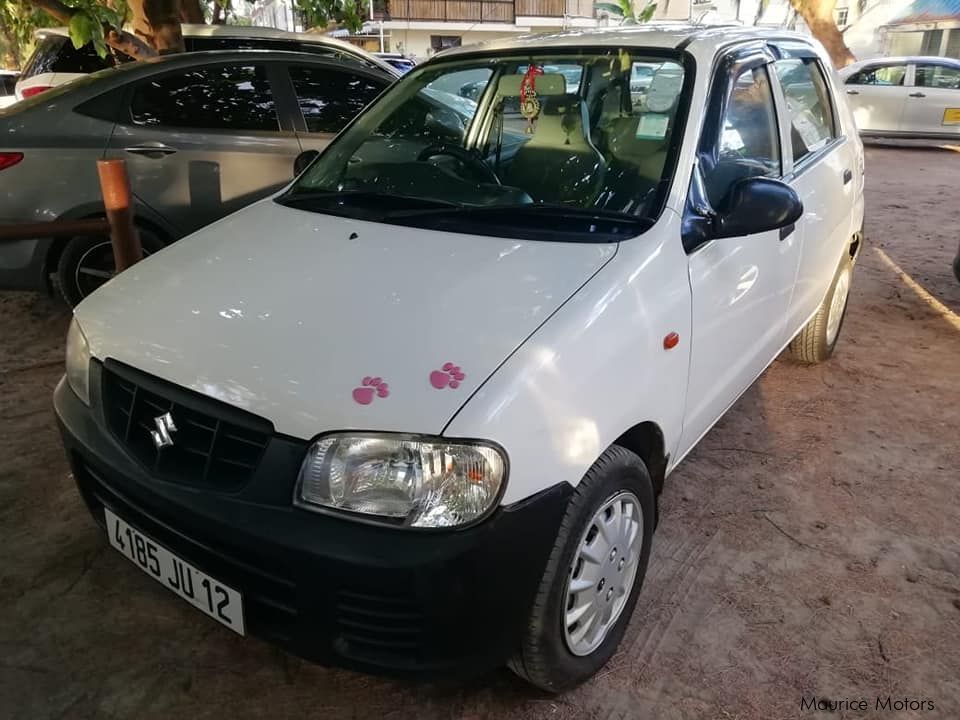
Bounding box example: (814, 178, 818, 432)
(96, 159, 142, 272)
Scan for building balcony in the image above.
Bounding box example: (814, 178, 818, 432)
(381, 0, 597, 22)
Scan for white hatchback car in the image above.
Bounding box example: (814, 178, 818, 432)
(55, 25, 864, 690)
(839, 56, 960, 139)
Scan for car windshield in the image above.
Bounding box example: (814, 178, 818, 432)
(283, 49, 689, 240)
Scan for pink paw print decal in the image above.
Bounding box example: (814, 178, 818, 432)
(430, 362, 466, 390)
(352, 376, 389, 405)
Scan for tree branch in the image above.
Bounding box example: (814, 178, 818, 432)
(27, 0, 157, 59)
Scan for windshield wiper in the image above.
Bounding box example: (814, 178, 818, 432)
(385, 202, 647, 223)
(276, 190, 460, 214)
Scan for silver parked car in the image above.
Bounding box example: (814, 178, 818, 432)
(0, 50, 392, 305)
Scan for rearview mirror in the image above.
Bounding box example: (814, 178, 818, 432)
(714, 177, 803, 239)
(294, 150, 320, 177)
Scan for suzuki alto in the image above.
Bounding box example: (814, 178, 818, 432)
(56, 25, 865, 690)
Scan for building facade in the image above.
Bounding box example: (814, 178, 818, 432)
(369, 0, 692, 59)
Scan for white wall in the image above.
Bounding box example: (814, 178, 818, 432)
(388, 29, 518, 58)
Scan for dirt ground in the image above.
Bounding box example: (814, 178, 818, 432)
(1, 145, 959, 720)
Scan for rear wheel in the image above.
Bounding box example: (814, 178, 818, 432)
(56, 229, 164, 307)
(509, 445, 655, 691)
(788, 257, 853, 364)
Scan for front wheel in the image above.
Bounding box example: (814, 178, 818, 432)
(788, 257, 853, 364)
(56, 229, 165, 307)
(509, 446, 655, 691)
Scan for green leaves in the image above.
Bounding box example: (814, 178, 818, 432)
(296, 0, 366, 34)
(65, 0, 130, 57)
(615, 0, 657, 25)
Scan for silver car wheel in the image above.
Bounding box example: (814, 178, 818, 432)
(563, 491, 643, 657)
(826, 266, 851, 346)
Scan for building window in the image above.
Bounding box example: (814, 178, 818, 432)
(947, 30, 960, 59)
(835, 7, 848, 26)
(921, 29, 943, 55)
(430, 35, 462, 52)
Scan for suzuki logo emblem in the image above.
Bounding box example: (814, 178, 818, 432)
(150, 412, 177, 449)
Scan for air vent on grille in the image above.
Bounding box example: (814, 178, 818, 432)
(101, 361, 272, 491)
(336, 589, 424, 656)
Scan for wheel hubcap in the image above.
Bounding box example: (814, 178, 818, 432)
(826, 267, 851, 346)
(74, 240, 116, 299)
(563, 491, 643, 657)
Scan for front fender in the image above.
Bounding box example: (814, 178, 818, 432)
(445, 211, 693, 505)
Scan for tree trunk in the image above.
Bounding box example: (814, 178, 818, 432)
(179, 0, 205, 23)
(128, 0, 186, 54)
(789, 0, 856, 68)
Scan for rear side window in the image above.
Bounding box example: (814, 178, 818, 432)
(130, 64, 278, 131)
(289, 65, 386, 133)
(846, 64, 906, 86)
(1, 75, 16, 95)
(915, 64, 960, 89)
(20, 36, 115, 78)
(774, 58, 836, 163)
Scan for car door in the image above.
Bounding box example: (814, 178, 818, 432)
(105, 60, 303, 236)
(902, 62, 960, 137)
(772, 49, 857, 337)
(842, 62, 909, 133)
(283, 62, 391, 154)
(678, 49, 800, 454)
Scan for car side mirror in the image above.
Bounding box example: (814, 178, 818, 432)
(713, 177, 803, 239)
(294, 150, 320, 177)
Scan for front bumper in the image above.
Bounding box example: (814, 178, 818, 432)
(54, 372, 571, 678)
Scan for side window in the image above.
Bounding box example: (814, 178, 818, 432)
(774, 58, 836, 163)
(289, 65, 386, 134)
(130, 64, 278, 131)
(705, 65, 781, 208)
(915, 64, 960, 90)
(846, 65, 906, 86)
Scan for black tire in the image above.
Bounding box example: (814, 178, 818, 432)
(509, 445, 656, 692)
(788, 256, 853, 364)
(953, 247, 960, 284)
(56, 228, 165, 307)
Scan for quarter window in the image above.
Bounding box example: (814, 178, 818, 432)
(289, 65, 386, 134)
(705, 65, 780, 207)
(774, 58, 836, 162)
(130, 64, 278, 131)
(846, 64, 906, 86)
(915, 64, 960, 90)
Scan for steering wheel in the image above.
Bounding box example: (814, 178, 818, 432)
(416, 144, 501, 185)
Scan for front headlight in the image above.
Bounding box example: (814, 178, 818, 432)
(295, 433, 507, 528)
(65, 317, 91, 406)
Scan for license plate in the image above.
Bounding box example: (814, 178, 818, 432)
(105, 508, 245, 635)
(943, 108, 960, 125)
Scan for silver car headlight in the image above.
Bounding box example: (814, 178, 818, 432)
(295, 433, 507, 528)
(65, 317, 91, 406)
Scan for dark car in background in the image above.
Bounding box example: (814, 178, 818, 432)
(15, 24, 397, 99)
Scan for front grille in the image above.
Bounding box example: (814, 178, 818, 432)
(101, 360, 272, 491)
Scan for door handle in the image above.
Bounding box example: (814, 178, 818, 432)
(779, 223, 795, 241)
(846, 89, 860, 95)
(843, 169, 853, 185)
(908, 92, 926, 98)
(125, 143, 177, 158)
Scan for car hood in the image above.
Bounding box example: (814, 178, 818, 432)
(76, 200, 617, 439)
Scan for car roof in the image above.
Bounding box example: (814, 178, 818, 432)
(843, 55, 960, 69)
(33, 24, 397, 75)
(435, 23, 814, 59)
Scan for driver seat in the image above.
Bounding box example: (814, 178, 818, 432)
(504, 95, 606, 206)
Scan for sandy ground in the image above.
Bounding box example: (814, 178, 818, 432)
(1, 145, 959, 720)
